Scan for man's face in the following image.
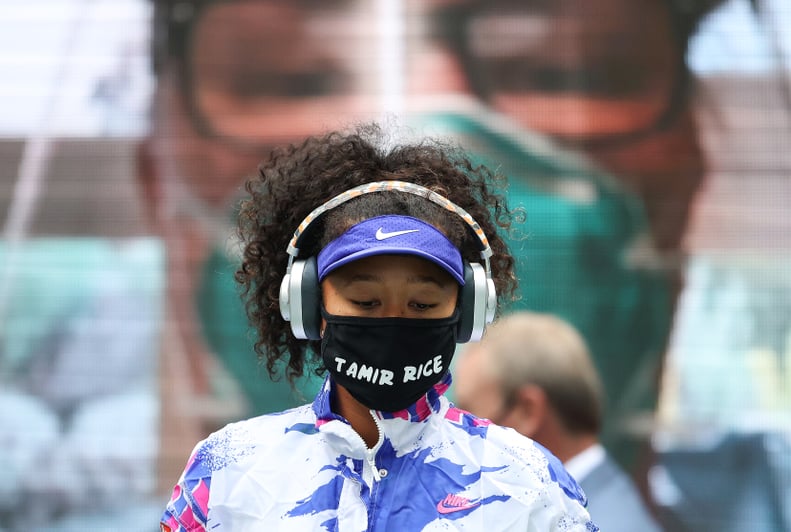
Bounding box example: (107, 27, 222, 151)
(146, 0, 380, 211)
(453, 346, 508, 422)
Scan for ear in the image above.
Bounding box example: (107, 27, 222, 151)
(508, 384, 549, 439)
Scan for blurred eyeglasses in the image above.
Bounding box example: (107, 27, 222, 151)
(436, 0, 694, 147)
(157, 0, 362, 150)
(158, 0, 695, 150)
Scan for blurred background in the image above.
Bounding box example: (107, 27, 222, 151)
(0, 0, 788, 530)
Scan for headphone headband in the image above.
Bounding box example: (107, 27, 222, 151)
(280, 180, 498, 342)
(286, 180, 493, 262)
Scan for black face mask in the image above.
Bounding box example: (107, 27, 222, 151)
(320, 307, 460, 412)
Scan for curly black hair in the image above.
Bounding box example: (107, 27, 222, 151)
(236, 124, 517, 384)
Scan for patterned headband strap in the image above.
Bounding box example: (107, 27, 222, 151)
(286, 180, 493, 261)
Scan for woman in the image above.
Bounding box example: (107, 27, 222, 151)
(160, 125, 597, 531)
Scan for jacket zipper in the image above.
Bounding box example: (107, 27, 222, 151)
(364, 410, 385, 530)
(363, 410, 385, 483)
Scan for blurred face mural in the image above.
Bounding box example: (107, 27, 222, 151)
(138, 0, 381, 470)
(139, 0, 726, 486)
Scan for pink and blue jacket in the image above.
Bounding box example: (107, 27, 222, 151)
(161, 374, 598, 531)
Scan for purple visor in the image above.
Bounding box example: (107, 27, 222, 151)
(316, 215, 465, 284)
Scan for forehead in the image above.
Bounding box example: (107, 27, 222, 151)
(331, 254, 455, 281)
(325, 255, 462, 295)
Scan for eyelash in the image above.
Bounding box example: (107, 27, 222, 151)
(350, 300, 437, 311)
(351, 299, 379, 309)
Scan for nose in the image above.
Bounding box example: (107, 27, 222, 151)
(378, 298, 407, 318)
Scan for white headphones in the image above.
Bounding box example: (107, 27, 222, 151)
(279, 181, 497, 342)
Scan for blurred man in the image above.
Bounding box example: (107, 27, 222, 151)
(455, 311, 663, 532)
(138, 0, 381, 489)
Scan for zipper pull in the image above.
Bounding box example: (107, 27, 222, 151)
(366, 449, 381, 482)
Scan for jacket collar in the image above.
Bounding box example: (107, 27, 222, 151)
(312, 372, 453, 425)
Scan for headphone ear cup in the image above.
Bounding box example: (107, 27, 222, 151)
(456, 262, 490, 343)
(282, 257, 322, 340)
(299, 257, 322, 340)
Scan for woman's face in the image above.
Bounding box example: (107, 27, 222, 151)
(321, 255, 459, 320)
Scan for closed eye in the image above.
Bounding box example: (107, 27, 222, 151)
(350, 299, 380, 310)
